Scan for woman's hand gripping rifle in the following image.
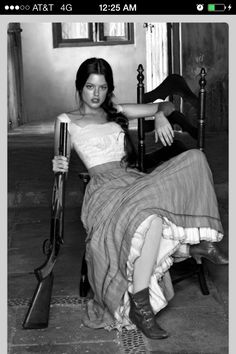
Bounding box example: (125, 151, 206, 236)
(22, 122, 68, 329)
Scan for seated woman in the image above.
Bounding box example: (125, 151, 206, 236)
(52, 57, 228, 340)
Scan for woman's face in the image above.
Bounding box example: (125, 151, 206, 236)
(81, 74, 108, 111)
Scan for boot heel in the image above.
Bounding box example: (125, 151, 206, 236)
(193, 255, 202, 264)
(190, 241, 228, 265)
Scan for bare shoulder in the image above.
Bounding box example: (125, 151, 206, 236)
(56, 112, 72, 123)
(55, 110, 85, 126)
(67, 109, 81, 117)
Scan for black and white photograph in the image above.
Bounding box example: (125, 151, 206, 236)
(7, 21, 229, 353)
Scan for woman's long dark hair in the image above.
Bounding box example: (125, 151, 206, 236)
(75, 57, 137, 167)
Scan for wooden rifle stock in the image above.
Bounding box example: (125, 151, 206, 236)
(22, 122, 68, 329)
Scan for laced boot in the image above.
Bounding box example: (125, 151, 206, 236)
(190, 241, 228, 265)
(128, 288, 168, 339)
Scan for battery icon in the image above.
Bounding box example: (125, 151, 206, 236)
(208, 3, 226, 11)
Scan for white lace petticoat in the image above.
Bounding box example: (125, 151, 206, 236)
(112, 214, 223, 330)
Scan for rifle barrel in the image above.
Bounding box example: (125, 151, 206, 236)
(59, 122, 68, 156)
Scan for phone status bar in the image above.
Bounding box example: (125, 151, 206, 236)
(1, 1, 235, 15)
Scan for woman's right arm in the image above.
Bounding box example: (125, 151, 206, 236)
(52, 115, 72, 174)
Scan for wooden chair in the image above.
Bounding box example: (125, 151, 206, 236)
(136, 64, 209, 295)
(136, 64, 206, 171)
(79, 65, 209, 297)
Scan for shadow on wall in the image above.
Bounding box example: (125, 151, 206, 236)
(182, 23, 228, 132)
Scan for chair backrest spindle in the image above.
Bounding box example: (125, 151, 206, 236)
(137, 64, 146, 171)
(198, 68, 207, 151)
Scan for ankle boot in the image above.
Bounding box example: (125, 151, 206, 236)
(190, 241, 228, 265)
(128, 288, 168, 339)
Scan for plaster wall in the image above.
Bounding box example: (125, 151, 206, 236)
(21, 22, 146, 122)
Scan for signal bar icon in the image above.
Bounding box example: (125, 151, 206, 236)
(208, 3, 226, 11)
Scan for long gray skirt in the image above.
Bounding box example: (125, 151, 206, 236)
(81, 149, 223, 329)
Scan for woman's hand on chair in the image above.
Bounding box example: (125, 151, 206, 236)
(52, 156, 69, 173)
(154, 111, 174, 146)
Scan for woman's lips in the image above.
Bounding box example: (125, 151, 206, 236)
(91, 98, 100, 103)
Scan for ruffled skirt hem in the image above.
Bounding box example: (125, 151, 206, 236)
(110, 214, 223, 331)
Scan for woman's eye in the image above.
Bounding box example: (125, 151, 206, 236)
(101, 86, 108, 91)
(86, 84, 93, 90)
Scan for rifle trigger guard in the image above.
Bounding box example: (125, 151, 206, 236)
(43, 239, 51, 255)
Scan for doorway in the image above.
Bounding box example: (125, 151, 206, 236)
(145, 22, 182, 108)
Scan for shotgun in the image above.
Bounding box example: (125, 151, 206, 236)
(22, 122, 68, 329)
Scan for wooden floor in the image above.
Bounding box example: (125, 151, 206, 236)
(8, 122, 229, 353)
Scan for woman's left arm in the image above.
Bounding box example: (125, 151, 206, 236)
(119, 101, 175, 146)
(118, 101, 175, 120)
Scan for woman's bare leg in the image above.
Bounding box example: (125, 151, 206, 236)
(133, 217, 162, 293)
(130, 217, 168, 339)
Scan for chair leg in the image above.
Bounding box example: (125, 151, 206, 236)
(171, 258, 210, 296)
(197, 263, 210, 295)
(79, 252, 90, 297)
